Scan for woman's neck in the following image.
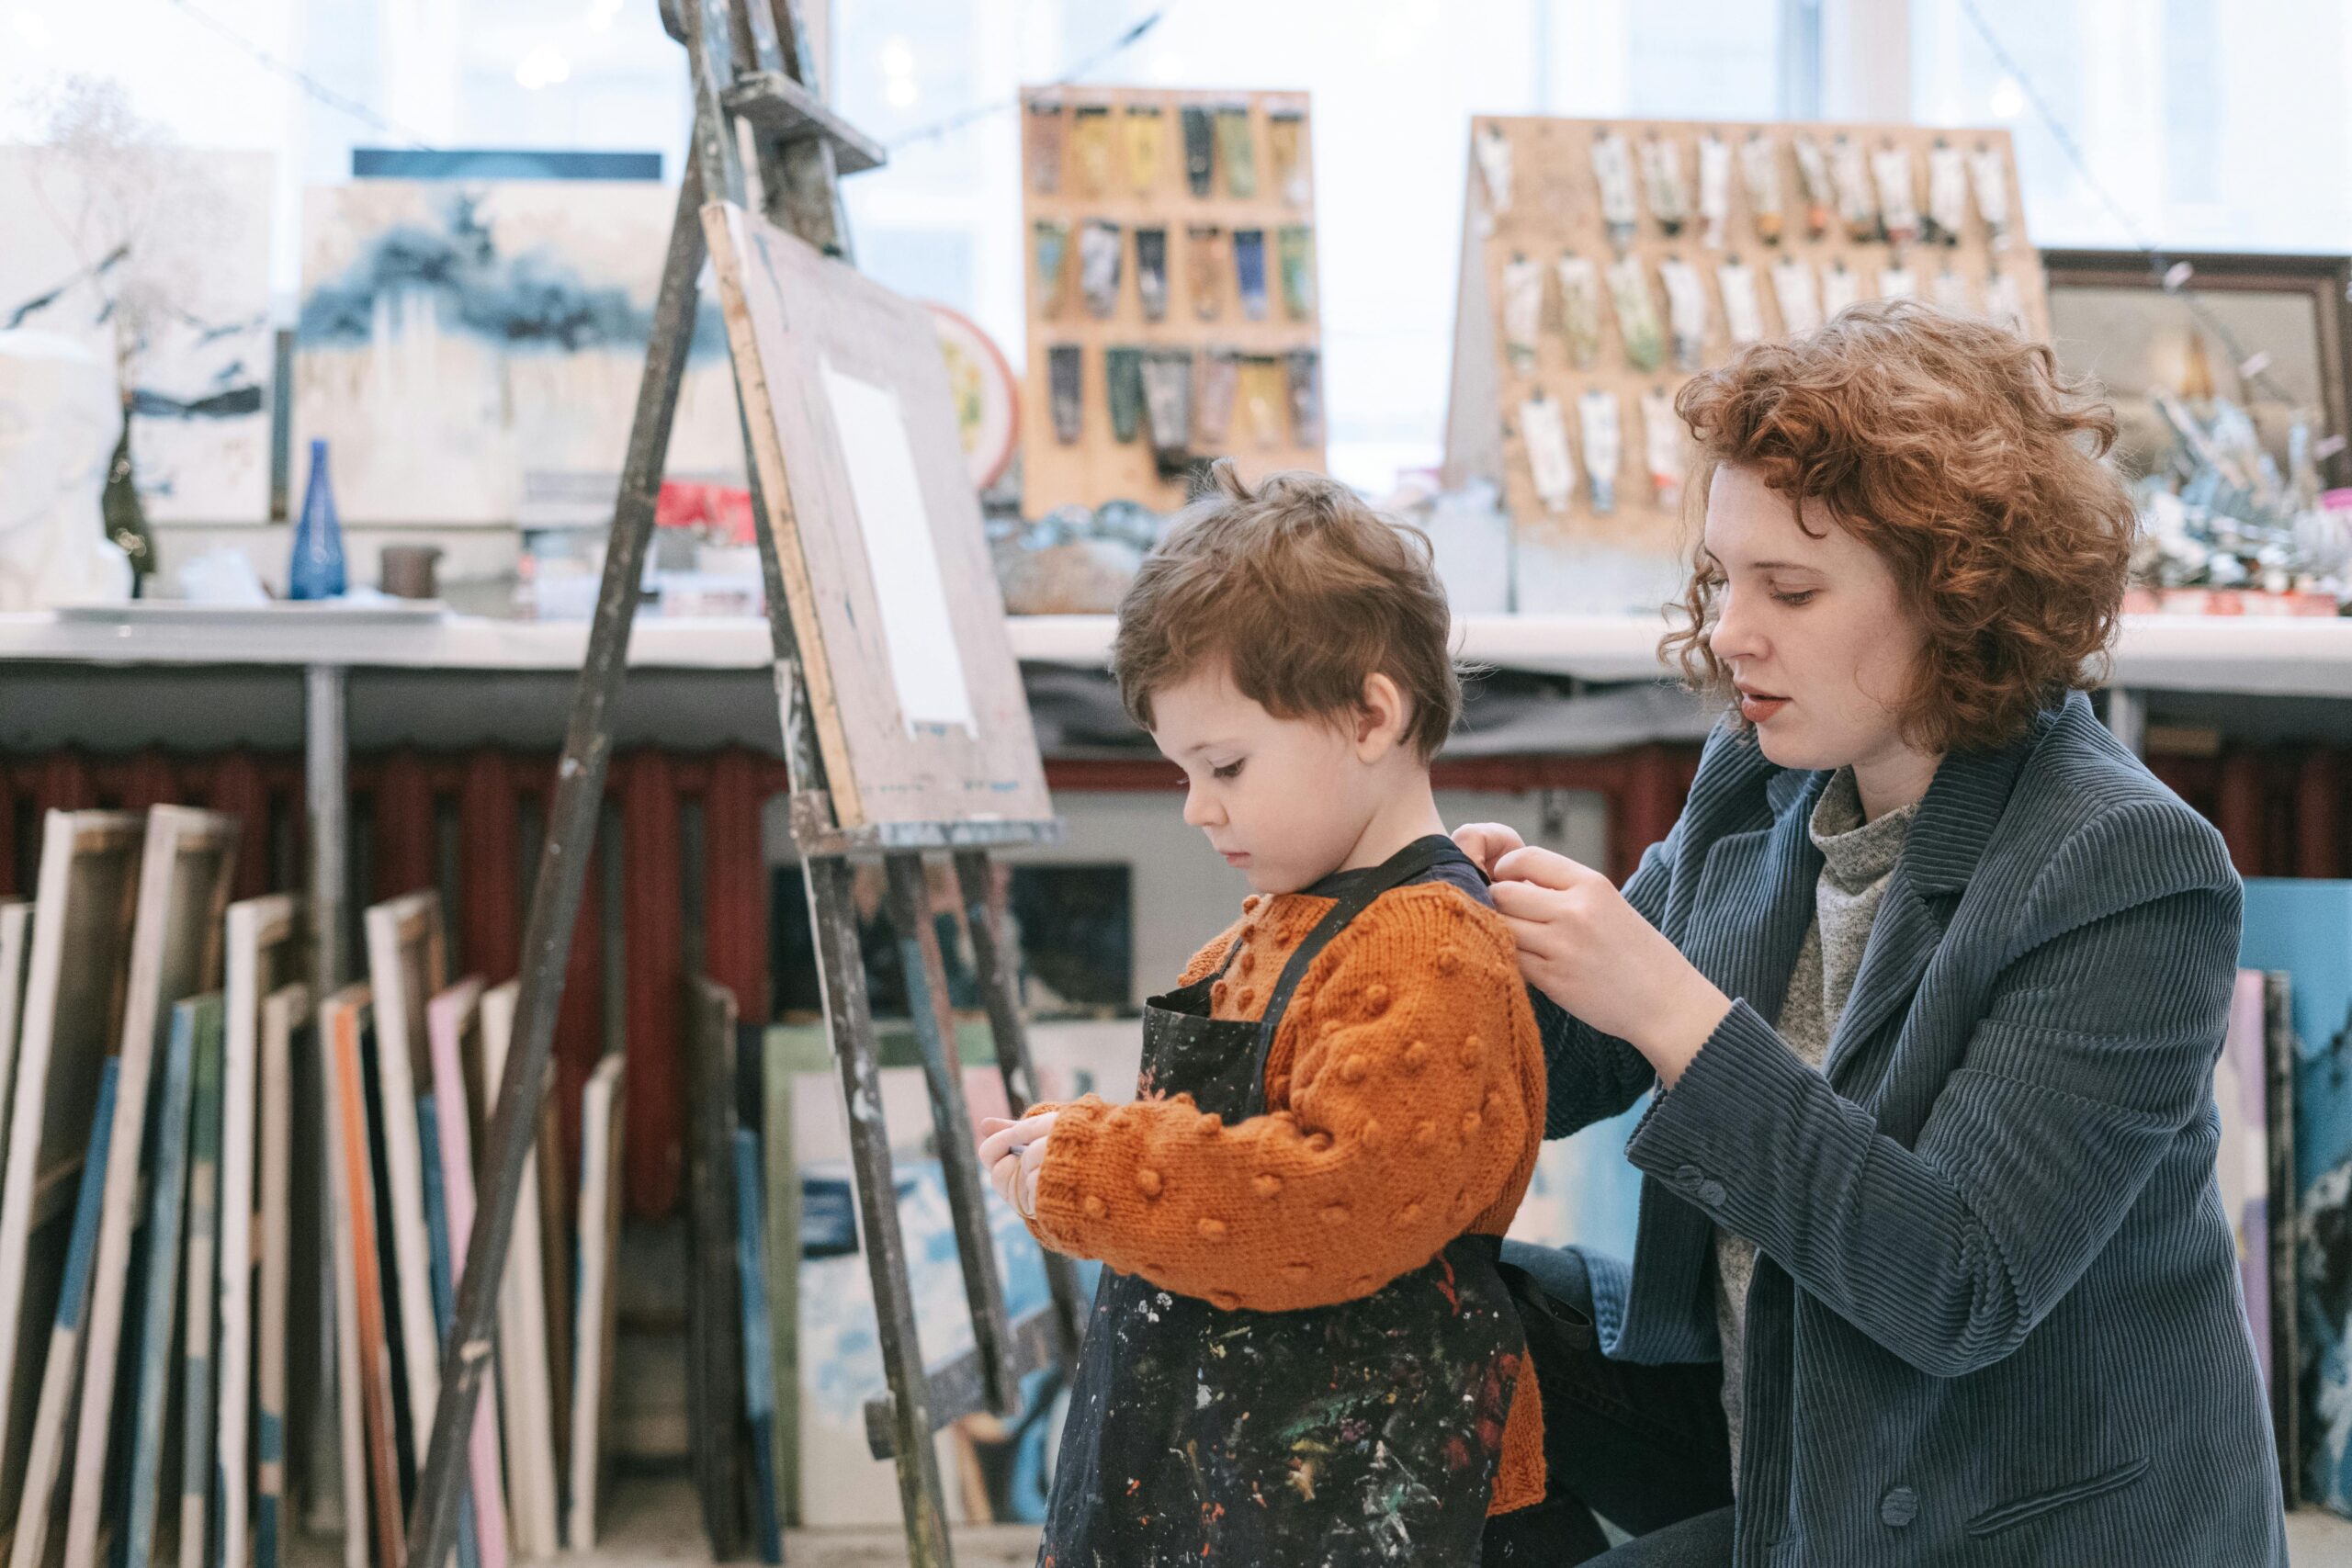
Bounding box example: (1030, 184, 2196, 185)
(1850, 746, 1944, 824)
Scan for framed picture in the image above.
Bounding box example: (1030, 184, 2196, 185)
(2041, 249, 2352, 491)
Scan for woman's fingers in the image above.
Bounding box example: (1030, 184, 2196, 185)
(1452, 822, 1526, 875)
(1492, 844, 1596, 890)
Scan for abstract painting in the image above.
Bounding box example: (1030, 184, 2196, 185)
(2242, 878, 2352, 1517)
(0, 147, 274, 523)
(296, 180, 744, 525)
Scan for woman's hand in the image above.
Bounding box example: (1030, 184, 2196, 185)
(1452, 821, 1526, 878)
(1488, 845, 1733, 1088)
(978, 1112, 1057, 1219)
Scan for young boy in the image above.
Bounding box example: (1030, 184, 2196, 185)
(978, 462, 1547, 1565)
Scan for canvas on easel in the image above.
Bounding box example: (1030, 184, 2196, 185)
(62, 806, 238, 1568)
(0, 812, 141, 1537)
(361, 889, 452, 1502)
(700, 198, 1053, 837)
(217, 893, 302, 1568)
(398, 11, 1076, 1566)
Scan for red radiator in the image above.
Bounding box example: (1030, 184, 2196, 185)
(2, 739, 2340, 1216)
(0, 744, 787, 1220)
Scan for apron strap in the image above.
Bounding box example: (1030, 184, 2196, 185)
(1249, 835, 1479, 1075)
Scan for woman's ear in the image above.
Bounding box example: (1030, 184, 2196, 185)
(1354, 672, 1413, 760)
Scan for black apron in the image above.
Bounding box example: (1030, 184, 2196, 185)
(1043, 837, 1524, 1567)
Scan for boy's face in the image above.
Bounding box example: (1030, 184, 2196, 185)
(1148, 661, 1378, 895)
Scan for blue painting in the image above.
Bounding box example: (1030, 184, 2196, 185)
(2242, 879, 2352, 1517)
(296, 180, 742, 525)
(0, 148, 274, 522)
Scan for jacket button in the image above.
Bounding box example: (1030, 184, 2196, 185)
(1697, 1179, 1727, 1207)
(1880, 1486, 1918, 1528)
(1675, 1164, 1703, 1189)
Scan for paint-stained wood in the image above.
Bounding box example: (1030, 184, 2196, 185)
(883, 855, 1012, 1413)
(685, 978, 748, 1559)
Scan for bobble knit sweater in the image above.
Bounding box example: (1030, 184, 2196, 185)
(1022, 876, 1551, 1517)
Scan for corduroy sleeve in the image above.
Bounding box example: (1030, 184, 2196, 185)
(1532, 818, 1679, 1138)
(1023, 884, 1542, 1312)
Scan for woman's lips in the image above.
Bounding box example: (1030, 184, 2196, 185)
(1738, 691, 1789, 723)
(1220, 850, 1250, 865)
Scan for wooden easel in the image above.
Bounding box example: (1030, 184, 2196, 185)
(402, 5, 1083, 1566)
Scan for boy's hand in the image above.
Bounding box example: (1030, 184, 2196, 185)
(978, 1112, 1057, 1219)
(1452, 821, 1526, 878)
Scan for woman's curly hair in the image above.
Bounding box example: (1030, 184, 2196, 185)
(1661, 299, 2136, 753)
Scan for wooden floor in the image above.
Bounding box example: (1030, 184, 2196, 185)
(293, 1472, 2352, 1565)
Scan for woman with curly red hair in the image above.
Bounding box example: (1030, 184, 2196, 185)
(1465, 301, 2286, 1566)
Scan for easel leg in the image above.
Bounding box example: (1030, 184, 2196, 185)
(804, 856, 954, 1567)
(952, 852, 1087, 1359)
(405, 163, 709, 1568)
(882, 854, 1015, 1414)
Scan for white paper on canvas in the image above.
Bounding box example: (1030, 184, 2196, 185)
(818, 357, 977, 737)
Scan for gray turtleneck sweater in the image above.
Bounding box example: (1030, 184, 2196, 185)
(1713, 765, 1919, 1478)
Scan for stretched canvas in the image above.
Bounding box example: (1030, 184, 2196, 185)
(218, 895, 302, 1568)
(0, 148, 273, 522)
(63, 807, 238, 1568)
(0, 813, 142, 1539)
(296, 179, 743, 525)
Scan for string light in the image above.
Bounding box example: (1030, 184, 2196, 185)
(153, 0, 441, 150)
(887, 8, 1172, 152)
(1957, 0, 2300, 412)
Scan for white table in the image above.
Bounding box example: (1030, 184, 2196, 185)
(5, 606, 2347, 989)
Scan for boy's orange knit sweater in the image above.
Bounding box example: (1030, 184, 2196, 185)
(1022, 877, 1549, 1517)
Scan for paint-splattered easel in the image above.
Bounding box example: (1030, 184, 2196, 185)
(401, 6, 1083, 1566)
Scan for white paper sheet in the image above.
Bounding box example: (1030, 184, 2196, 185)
(820, 358, 978, 736)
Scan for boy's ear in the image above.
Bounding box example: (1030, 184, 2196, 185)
(1354, 671, 1413, 757)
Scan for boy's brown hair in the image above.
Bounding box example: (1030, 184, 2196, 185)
(1113, 460, 1462, 761)
(1665, 299, 2135, 752)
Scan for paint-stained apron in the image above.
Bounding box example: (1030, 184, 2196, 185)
(1041, 836, 1522, 1567)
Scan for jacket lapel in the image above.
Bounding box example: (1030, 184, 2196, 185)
(1682, 764, 1826, 1027)
(1820, 703, 2060, 1083)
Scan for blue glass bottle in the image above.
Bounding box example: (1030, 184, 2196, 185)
(288, 438, 346, 600)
